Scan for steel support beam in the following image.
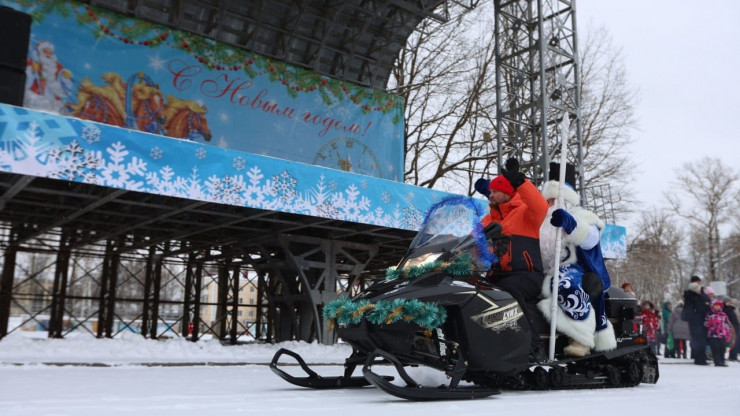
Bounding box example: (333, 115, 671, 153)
(141, 244, 165, 339)
(48, 230, 73, 338)
(181, 251, 197, 339)
(0, 226, 19, 338)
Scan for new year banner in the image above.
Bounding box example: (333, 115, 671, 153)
(3, 0, 405, 180)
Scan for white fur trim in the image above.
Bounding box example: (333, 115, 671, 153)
(572, 207, 604, 230)
(541, 181, 580, 206)
(564, 208, 604, 246)
(594, 321, 617, 352)
(537, 298, 596, 348)
(565, 213, 589, 246)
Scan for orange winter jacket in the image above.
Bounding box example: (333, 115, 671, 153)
(481, 179, 548, 274)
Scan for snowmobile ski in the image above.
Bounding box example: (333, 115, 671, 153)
(269, 348, 392, 389)
(361, 348, 501, 401)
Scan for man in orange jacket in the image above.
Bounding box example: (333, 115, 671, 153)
(475, 158, 548, 351)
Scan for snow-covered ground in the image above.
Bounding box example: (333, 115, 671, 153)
(1, 332, 739, 415)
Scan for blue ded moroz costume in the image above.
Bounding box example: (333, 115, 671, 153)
(537, 164, 617, 356)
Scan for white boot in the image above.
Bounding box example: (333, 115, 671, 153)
(564, 339, 590, 357)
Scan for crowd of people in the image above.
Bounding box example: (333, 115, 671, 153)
(627, 276, 739, 367)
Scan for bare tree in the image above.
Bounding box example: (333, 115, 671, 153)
(578, 25, 639, 221)
(665, 157, 740, 282)
(721, 230, 740, 298)
(393, 7, 638, 209)
(611, 209, 685, 303)
(391, 2, 498, 194)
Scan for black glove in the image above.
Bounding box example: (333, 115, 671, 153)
(501, 157, 525, 189)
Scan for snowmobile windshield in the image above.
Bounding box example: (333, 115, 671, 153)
(404, 196, 497, 271)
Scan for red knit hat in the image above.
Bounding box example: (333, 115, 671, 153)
(489, 175, 515, 197)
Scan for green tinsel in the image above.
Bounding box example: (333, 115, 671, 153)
(323, 297, 447, 330)
(385, 253, 474, 281)
(366, 300, 394, 325)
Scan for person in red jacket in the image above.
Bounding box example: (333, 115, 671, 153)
(475, 158, 548, 353)
(640, 300, 661, 356)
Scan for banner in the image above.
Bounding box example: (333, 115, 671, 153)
(0, 103, 458, 231)
(601, 223, 627, 259)
(3, 0, 405, 180)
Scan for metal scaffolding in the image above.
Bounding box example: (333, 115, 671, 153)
(0, 172, 414, 343)
(493, 0, 584, 195)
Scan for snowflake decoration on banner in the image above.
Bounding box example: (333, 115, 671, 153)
(315, 200, 340, 218)
(233, 156, 246, 171)
(98, 141, 147, 190)
(402, 204, 423, 230)
(360, 180, 368, 189)
(150, 146, 163, 160)
(207, 174, 247, 206)
(405, 192, 415, 202)
(243, 166, 274, 207)
(195, 147, 207, 160)
(382, 191, 391, 204)
(372, 206, 386, 222)
(329, 180, 337, 191)
(180, 167, 208, 200)
(0, 122, 54, 175)
(146, 165, 188, 196)
(272, 170, 297, 204)
(332, 184, 371, 221)
(81, 124, 101, 144)
(302, 174, 336, 217)
(47, 140, 101, 183)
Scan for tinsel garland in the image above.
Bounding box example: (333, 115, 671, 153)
(323, 297, 447, 330)
(385, 252, 475, 281)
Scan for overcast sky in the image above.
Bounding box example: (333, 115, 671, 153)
(577, 1, 740, 229)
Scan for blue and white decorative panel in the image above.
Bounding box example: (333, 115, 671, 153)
(0, 104, 459, 231)
(601, 224, 627, 259)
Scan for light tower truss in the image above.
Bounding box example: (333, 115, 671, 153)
(494, 0, 585, 197)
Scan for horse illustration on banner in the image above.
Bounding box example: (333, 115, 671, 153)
(163, 96, 212, 142)
(68, 72, 211, 142)
(68, 76, 126, 127)
(124, 72, 167, 135)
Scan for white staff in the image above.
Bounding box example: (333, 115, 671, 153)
(548, 116, 570, 361)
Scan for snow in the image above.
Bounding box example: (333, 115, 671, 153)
(1, 333, 739, 415)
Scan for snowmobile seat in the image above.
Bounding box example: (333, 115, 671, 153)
(582, 272, 604, 300)
(604, 287, 639, 316)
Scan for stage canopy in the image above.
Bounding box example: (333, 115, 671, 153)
(84, 0, 450, 91)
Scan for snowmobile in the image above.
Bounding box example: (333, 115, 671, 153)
(270, 196, 659, 400)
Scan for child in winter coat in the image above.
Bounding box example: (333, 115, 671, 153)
(640, 301, 661, 356)
(668, 302, 691, 359)
(705, 299, 733, 366)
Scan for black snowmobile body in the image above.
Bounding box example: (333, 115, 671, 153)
(271, 196, 659, 400)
